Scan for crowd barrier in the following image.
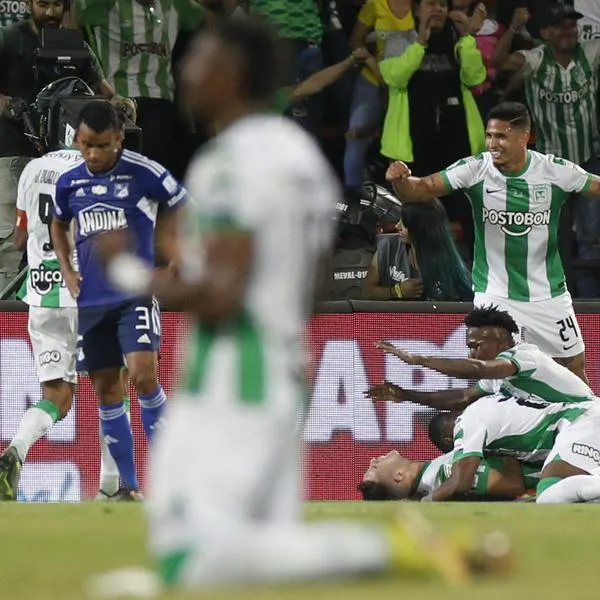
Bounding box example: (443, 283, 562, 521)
(1, 300, 600, 501)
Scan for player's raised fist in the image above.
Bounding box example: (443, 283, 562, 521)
(386, 161, 411, 182)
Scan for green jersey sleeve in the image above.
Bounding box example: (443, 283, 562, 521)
(497, 345, 538, 377)
(440, 154, 484, 193)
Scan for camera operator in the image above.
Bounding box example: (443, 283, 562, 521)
(0, 0, 135, 289)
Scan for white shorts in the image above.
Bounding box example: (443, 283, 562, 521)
(473, 292, 584, 359)
(543, 407, 600, 475)
(28, 306, 77, 384)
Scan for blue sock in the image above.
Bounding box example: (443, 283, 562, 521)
(99, 402, 139, 491)
(138, 385, 167, 441)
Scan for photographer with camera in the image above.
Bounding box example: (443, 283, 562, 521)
(0, 0, 135, 289)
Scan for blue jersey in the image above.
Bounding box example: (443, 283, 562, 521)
(54, 149, 188, 307)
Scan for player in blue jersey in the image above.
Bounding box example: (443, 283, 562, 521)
(51, 101, 188, 500)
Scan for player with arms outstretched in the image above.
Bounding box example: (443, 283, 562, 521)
(0, 148, 123, 500)
(94, 18, 511, 589)
(386, 101, 600, 383)
(51, 101, 188, 500)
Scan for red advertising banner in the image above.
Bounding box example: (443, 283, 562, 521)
(2, 310, 600, 501)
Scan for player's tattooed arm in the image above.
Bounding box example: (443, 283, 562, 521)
(432, 456, 482, 501)
(375, 341, 518, 379)
(385, 162, 448, 201)
(365, 382, 485, 411)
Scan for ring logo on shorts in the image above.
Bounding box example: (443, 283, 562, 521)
(39, 350, 61, 366)
(482, 208, 550, 237)
(571, 443, 600, 465)
(31, 265, 65, 294)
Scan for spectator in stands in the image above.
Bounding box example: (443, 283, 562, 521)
(362, 198, 473, 301)
(0, 0, 133, 291)
(0, 0, 29, 27)
(275, 47, 379, 114)
(248, 0, 325, 133)
(493, 2, 600, 297)
(451, 0, 504, 117)
(378, 0, 486, 260)
(574, 0, 600, 40)
(72, 0, 207, 181)
(343, 0, 412, 195)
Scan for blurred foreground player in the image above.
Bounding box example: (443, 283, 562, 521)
(51, 102, 188, 500)
(96, 19, 511, 589)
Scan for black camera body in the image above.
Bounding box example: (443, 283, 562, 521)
(25, 28, 142, 153)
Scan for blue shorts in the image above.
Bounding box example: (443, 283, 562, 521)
(77, 297, 161, 373)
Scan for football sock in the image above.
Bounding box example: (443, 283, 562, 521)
(10, 399, 60, 462)
(536, 475, 600, 503)
(99, 396, 131, 496)
(99, 401, 138, 491)
(138, 386, 167, 441)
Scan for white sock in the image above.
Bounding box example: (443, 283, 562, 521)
(11, 407, 55, 462)
(537, 475, 600, 503)
(173, 524, 388, 586)
(98, 399, 131, 495)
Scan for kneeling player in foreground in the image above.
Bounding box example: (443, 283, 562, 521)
(93, 18, 511, 590)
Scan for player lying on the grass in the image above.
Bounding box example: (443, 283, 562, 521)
(90, 18, 512, 588)
(358, 448, 539, 501)
(369, 313, 600, 502)
(0, 148, 129, 501)
(366, 305, 597, 414)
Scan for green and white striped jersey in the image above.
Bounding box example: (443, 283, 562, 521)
(181, 114, 338, 405)
(427, 453, 541, 495)
(16, 150, 82, 308)
(415, 452, 502, 497)
(477, 343, 596, 404)
(0, 0, 28, 27)
(442, 150, 592, 301)
(75, 0, 203, 101)
(519, 40, 600, 165)
(453, 394, 593, 464)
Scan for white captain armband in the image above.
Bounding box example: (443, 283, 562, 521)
(107, 253, 152, 295)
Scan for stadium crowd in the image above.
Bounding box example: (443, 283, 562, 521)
(0, 0, 600, 301)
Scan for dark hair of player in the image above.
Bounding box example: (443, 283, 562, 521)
(208, 18, 279, 103)
(357, 480, 395, 501)
(427, 412, 455, 453)
(464, 304, 520, 335)
(76, 101, 122, 133)
(487, 101, 531, 131)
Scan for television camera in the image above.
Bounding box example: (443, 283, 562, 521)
(9, 27, 141, 154)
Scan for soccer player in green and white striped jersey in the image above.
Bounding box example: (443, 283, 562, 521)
(493, 2, 600, 298)
(372, 305, 597, 413)
(0, 149, 126, 501)
(359, 450, 538, 501)
(386, 102, 600, 383)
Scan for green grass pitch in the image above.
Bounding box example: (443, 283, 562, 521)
(2, 502, 599, 600)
